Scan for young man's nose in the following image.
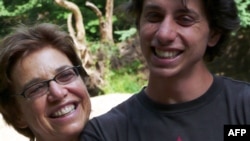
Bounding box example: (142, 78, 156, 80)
(155, 17, 177, 45)
(47, 81, 68, 102)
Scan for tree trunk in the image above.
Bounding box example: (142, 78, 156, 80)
(86, 0, 114, 43)
(54, 0, 104, 96)
(105, 0, 114, 42)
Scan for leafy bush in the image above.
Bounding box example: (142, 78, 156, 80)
(103, 69, 146, 94)
(88, 40, 146, 94)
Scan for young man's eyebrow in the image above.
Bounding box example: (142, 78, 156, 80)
(178, 8, 200, 17)
(179, 7, 195, 13)
(143, 3, 162, 11)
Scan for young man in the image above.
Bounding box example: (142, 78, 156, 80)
(80, 0, 250, 140)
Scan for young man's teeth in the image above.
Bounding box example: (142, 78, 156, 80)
(155, 49, 178, 58)
(52, 105, 75, 118)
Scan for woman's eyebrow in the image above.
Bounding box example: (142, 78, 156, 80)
(54, 65, 71, 73)
(22, 65, 71, 90)
(21, 78, 44, 91)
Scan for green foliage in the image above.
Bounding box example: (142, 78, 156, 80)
(88, 41, 102, 53)
(89, 41, 119, 57)
(114, 27, 137, 41)
(0, 0, 38, 16)
(103, 69, 145, 94)
(103, 47, 146, 93)
(1, 0, 249, 94)
(236, 0, 250, 27)
(86, 19, 99, 34)
(88, 41, 146, 94)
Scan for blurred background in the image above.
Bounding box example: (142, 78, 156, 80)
(0, 0, 249, 96)
(0, 0, 250, 140)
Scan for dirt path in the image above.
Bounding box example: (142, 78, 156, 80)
(0, 94, 132, 141)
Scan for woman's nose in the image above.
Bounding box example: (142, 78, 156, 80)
(47, 81, 68, 102)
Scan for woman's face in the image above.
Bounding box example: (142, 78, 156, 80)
(11, 46, 91, 141)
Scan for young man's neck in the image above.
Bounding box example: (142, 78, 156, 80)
(145, 67, 213, 104)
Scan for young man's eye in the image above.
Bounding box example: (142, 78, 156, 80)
(145, 12, 163, 23)
(176, 15, 197, 26)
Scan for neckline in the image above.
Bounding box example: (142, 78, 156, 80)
(137, 75, 223, 114)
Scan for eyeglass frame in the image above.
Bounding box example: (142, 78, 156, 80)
(18, 65, 82, 100)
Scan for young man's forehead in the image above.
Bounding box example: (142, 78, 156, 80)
(142, 0, 193, 11)
(142, 0, 188, 7)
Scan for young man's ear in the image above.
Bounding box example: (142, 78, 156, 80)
(208, 30, 221, 47)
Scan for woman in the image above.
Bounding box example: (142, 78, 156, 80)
(0, 23, 91, 141)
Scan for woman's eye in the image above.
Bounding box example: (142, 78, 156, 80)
(26, 83, 46, 97)
(57, 70, 75, 82)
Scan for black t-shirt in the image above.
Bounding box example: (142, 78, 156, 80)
(80, 75, 250, 141)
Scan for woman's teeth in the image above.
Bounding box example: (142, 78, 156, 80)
(51, 104, 75, 118)
(155, 49, 179, 58)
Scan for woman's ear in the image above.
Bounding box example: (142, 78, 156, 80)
(208, 30, 221, 47)
(15, 115, 28, 129)
(13, 102, 28, 128)
(5, 99, 29, 129)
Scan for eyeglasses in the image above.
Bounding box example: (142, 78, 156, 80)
(19, 65, 81, 100)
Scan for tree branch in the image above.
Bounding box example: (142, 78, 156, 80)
(54, 0, 86, 45)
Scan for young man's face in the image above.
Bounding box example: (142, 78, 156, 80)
(139, 0, 220, 78)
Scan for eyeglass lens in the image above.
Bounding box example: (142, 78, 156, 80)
(22, 66, 80, 99)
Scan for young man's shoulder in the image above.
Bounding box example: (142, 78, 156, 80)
(215, 75, 250, 102)
(218, 75, 250, 89)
